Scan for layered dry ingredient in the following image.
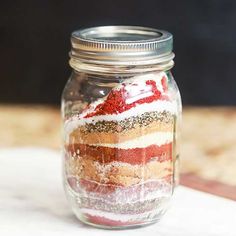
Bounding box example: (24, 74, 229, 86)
(64, 72, 177, 226)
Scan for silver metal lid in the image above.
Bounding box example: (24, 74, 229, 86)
(70, 26, 174, 66)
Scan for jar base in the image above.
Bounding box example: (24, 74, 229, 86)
(74, 209, 164, 230)
(64, 178, 170, 229)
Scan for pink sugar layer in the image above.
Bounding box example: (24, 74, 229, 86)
(68, 176, 172, 196)
(85, 214, 143, 227)
(67, 177, 172, 214)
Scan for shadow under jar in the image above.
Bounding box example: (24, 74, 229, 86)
(62, 26, 182, 229)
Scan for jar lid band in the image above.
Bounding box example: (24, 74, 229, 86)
(70, 26, 174, 66)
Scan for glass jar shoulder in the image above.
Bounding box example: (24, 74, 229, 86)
(62, 70, 181, 119)
(62, 71, 116, 120)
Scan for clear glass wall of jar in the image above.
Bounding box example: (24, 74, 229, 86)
(62, 26, 182, 229)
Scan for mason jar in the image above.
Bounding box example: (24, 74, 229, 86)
(62, 26, 181, 229)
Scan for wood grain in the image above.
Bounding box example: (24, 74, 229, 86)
(180, 173, 236, 201)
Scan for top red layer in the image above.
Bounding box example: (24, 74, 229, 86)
(84, 76, 168, 118)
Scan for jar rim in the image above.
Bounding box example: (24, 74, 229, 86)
(70, 26, 174, 66)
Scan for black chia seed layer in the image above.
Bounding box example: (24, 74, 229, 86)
(78, 196, 169, 214)
(79, 111, 174, 133)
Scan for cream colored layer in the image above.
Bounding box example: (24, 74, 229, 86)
(87, 132, 173, 149)
(66, 157, 172, 187)
(69, 120, 174, 145)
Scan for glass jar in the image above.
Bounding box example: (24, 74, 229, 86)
(62, 26, 181, 229)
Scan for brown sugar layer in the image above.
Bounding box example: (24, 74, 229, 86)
(66, 142, 172, 165)
(76, 111, 174, 134)
(66, 157, 172, 187)
(69, 119, 174, 145)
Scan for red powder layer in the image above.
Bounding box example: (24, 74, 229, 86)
(67, 142, 172, 165)
(84, 77, 168, 118)
(85, 214, 143, 227)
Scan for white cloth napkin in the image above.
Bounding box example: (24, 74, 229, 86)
(0, 147, 235, 236)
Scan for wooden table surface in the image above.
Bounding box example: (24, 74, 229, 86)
(1, 105, 236, 200)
